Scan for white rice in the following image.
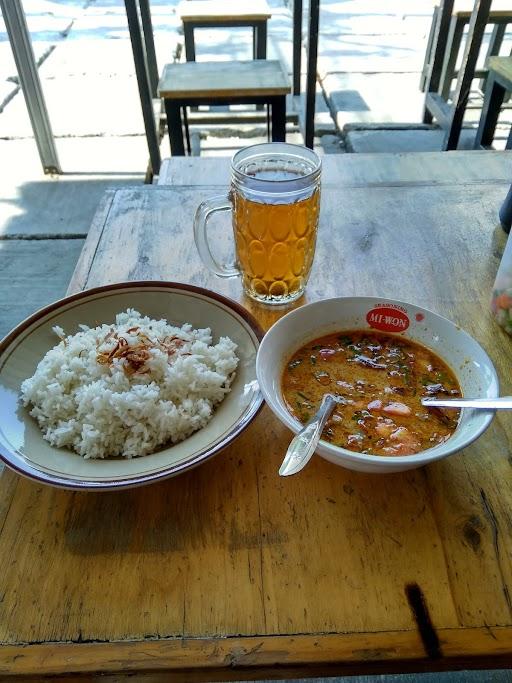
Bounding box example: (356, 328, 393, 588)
(20, 309, 238, 459)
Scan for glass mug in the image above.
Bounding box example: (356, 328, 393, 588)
(194, 143, 321, 305)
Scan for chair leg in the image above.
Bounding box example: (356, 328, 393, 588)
(440, 17, 464, 101)
(474, 74, 506, 148)
(443, 0, 493, 150)
(420, 5, 439, 92)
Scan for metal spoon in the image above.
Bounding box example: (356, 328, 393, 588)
(421, 397, 512, 409)
(279, 393, 342, 477)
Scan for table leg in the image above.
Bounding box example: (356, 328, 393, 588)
(474, 74, 506, 148)
(184, 23, 196, 62)
(164, 100, 186, 156)
(271, 97, 286, 142)
(255, 21, 267, 59)
(254, 22, 267, 111)
(440, 17, 464, 101)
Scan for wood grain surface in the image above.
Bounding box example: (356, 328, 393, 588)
(158, 61, 290, 100)
(2, 152, 512, 680)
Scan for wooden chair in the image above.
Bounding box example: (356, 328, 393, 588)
(422, 0, 494, 150)
(474, 55, 512, 147)
(421, 0, 512, 99)
(158, 60, 290, 155)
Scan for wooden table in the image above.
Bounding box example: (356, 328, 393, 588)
(2, 152, 512, 681)
(158, 60, 290, 156)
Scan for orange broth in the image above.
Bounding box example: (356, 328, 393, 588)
(281, 330, 461, 456)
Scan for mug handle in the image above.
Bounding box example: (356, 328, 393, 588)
(193, 194, 240, 278)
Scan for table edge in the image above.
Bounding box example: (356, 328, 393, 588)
(2, 628, 512, 678)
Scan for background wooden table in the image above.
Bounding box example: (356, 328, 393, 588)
(2, 152, 512, 681)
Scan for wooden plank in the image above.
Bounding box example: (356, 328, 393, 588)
(177, 0, 271, 22)
(489, 55, 512, 86)
(425, 92, 454, 128)
(3, 628, 512, 679)
(157, 151, 512, 187)
(158, 61, 290, 99)
(3, 154, 512, 678)
(454, 0, 512, 19)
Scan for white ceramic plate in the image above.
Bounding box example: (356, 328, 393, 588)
(256, 297, 499, 473)
(0, 282, 263, 490)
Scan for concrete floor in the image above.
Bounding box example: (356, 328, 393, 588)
(1, 4, 512, 679)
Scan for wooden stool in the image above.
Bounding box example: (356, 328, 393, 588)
(158, 60, 290, 155)
(474, 56, 512, 148)
(177, 0, 272, 62)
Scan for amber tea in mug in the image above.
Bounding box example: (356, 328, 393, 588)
(194, 143, 321, 305)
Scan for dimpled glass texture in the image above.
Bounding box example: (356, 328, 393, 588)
(231, 149, 321, 305)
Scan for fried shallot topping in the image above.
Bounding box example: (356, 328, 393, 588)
(96, 326, 188, 376)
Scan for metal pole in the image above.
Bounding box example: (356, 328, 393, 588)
(138, 0, 159, 97)
(0, 0, 61, 174)
(292, 0, 303, 95)
(124, 0, 161, 176)
(304, 0, 320, 149)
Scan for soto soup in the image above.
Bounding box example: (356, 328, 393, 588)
(282, 330, 461, 456)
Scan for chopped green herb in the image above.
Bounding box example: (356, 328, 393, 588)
(310, 355, 317, 365)
(297, 391, 312, 401)
(288, 359, 302, 370)
(338, 335, 352, 346)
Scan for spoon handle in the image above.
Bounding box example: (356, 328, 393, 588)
(279, 394, 337, 477)
(422, 396, 512, 409)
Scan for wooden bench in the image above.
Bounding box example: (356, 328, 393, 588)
(474, 55, 512, 148)
(177, 0, 272, 62)
(158, 60, 290, 155)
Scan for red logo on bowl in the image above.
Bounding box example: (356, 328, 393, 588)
(366, 306, 410, 332)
